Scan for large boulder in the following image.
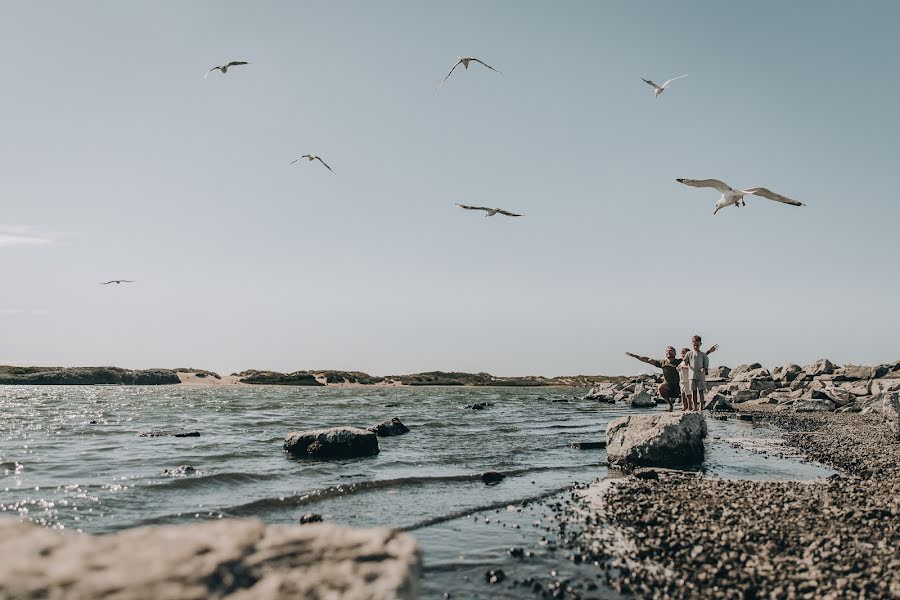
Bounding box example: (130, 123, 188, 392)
(731, 389, 761, 403)
(706, 393, 735, 412)
(883, 393, 900, 438)
(804, 358, 836, 377)
(709, 366, 731, 379)
(606, 413, 707, 468)
(630, 390, 656, 408)
(793, 398, 836, 412)
(0, 518, 420, 600)
(834, 365, 875, 381)
(284, 427, 379, 459)
(812, 387, 851, 407)
(368, 417, 410, 437)
(729, 363, 762, 379)
(776, 363, 803, 383)
(748, 376, 776, 392)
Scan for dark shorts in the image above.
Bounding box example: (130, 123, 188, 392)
(662, 381, 680, 399)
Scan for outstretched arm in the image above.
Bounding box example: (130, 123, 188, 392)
(625, 352, 661, 368)
(705, 344, 719, 355)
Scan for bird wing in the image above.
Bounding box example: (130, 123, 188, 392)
(226, 61, 249, 67)
(496, 209, 522, 217)
(676, 178, 733, 193)
(100, 281, 113, 285)
(120, 280, 135, 283)
(314, 156, 334, 173)
(440, 60, 464, 85)
(660, 74, 688, 88)
(641, 77, 660, 90)
(456, 203, 491, 212)
(204, 66, 221, 79)
(742, 187, 805, 207)
(289, 156, 302, 165)
(468, 57, 501, 74)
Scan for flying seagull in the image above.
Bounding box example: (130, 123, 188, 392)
(676, 178, 806, 215)
(290, 154, 334, 173)
(100, 280, 134, 285)
(641, 74, 688, 98)
(204, 61, 250, 78)
(456, 203, 521, 217)
(440, 56, 501, 88)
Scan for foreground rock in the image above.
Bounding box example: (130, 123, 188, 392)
(606, 413, 706, 468)
(0, 518, 420, 599)
(368, 417, 410, 437)
(284, 427, 379, 459)
(883, 392, 900, 438)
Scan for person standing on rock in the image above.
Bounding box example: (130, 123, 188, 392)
(685, 335, 710, 411)
(625, 343, 718, 411)
(679, 348, 692, 410)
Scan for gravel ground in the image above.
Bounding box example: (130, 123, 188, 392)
(554, 412, 900, 599)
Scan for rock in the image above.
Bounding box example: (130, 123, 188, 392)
(789, 375, 810, 391)
(729, 363, 762, 379)
(776, 363, 803, 383)
(883, 393, 900, 438)
(629, 391, 656, 408)
(793, 398, 836, 412)
(138, 430, 200, 438)
(161, 465, 195, 476)
(836, 404, 862, 413)
(633, 468, 659, 480)
(368, 417, 410, 437)
(298, 513, 323, 524)
(737, 414, 754, 422)
(0, 518, 420, 599)
(606, 412, 707, 468)
(804, 358, 836, 377)
(706, 393, 735, 412)
(871, 379, 900, 395)
(481, 471, 505, 485)
(731, 389, 761, 403)
(834, 365, 875, 381)
(485, 569, 506, 584)
(748, 377, 776, 392)
(873, 361, 900, 379)
(284, 427, 379, 459)
(812, 387, 851, 407)
(709, 365, 731, 378)
(569, 441, 606, 450)
(465, 403, 488, 410)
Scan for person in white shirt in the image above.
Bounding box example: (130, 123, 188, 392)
(684, 335, 710, 411)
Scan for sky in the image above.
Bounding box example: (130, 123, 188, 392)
(1, 1, 898, 377)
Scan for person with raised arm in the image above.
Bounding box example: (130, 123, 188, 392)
(625, 342, 719, 411)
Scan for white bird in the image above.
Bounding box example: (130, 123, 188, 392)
(641, 74, 688, 98)
(676, 178, 806, 215)
(290, 154, 334, 173)
(456, 203, 521, 217)
(100, 280, 134, 285)
(440, 56, 501, 88)
(204, 61, 250, 78)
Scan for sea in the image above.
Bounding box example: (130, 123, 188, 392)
(0, 385, 835, 598)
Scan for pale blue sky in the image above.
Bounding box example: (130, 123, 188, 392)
(1, 1, 898, 376)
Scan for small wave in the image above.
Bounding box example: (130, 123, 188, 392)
(221, 464, 599, 516)
(147, 471, 280, 491)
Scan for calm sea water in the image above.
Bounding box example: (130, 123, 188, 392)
(0, 385, 833, 598)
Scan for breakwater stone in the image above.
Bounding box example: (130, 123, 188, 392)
(284, 427, 379, 459)
(606, 412, 707, 468)
(0, 518, 420, 599)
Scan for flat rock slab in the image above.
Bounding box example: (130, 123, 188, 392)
(284, 427, 379, 459)
(368, 417, 410, 437)
(0, 518, 420, 600)
(606, 412, 707, 468)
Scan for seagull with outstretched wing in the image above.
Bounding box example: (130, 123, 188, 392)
(456, 203, 521, 218)
(290, 154, 334, 173)
(100, 280, 135, 285)
(440, 56, 501, 88)
(205, 61, 250, 78)
(641, 74, 687, 98)
(676, 178, 806, 215)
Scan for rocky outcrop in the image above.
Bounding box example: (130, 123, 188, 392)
(368, 417, 410, 437)
(804, 358, 836, 377)
(606, 412, 707, 468)
(0, 518, 420, 599)
(0, 366, 180, 385)
(236, 370, 325, 386)
(284, 427, 379, 459)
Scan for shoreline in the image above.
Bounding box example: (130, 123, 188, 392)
(559, 410, 899, 598)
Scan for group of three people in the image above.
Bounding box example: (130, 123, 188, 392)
(626, 335, 718, 411)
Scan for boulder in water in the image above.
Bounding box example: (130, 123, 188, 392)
(481, 471, 505, 485)
(161, 465, 196, 476)
(138, 430, 200, 438)
(368, 417, 410, 437)
(569, 440, 606, 450)
(606, 412, 707, 468)
(284, 427, 379, 459)
(629, 391, 656, 408)
(299, 513, 323, 524)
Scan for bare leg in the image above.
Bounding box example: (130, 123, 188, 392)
(691, 389, 699, 412)
(658, 383, 673, 411)
(680, 391, 688, 411)
(699, 389, 706, 411)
